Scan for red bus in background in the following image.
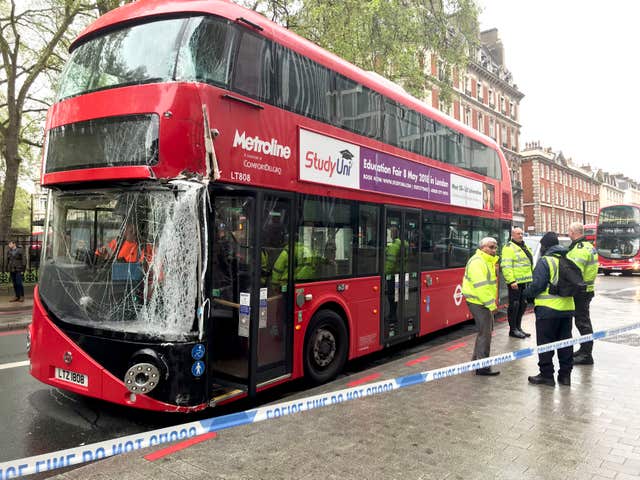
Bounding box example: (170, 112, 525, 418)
(584, 223, 596, 244)
(29, 0, 512, 412)
(597, 204, 640, 276)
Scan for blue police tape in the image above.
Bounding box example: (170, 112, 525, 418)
(2, 320, 639, 479)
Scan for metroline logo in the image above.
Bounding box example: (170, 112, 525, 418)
(233, 130, 291, 159)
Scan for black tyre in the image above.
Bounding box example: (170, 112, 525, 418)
(304, 309, 348, 384)
(603, 270, 611, 276)
(621, 270, 633, 277)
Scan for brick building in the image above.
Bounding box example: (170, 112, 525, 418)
(521, 142, 599, 235)
(429, 29, 525, 228)
(592, 169, 624, 209)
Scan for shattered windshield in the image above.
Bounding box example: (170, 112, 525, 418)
(39, 183, 205, 339)
(56, 15, 237, 100)
(56, 17, 188, 100)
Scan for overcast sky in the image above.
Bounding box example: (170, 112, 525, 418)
(479, 1, 640, 182)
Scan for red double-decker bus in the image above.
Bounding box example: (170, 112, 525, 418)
(29, 0, 513, 412)
(597, 204, 640, 276)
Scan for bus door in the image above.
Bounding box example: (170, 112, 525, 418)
(209, 192, 292, 398)
(382, 208, 420, 342)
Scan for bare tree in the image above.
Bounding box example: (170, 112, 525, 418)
(0, 0, 94, 239)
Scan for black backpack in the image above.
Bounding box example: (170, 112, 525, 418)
(548, 255, 586, 297)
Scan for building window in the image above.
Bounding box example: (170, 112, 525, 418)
(478, 112, 484, 133)
(489, 118, 495, 138)
(477, 81, 483, 101)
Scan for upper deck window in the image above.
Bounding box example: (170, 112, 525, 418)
(57, 17, 189, 100)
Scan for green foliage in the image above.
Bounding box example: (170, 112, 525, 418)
(249, 0, 480, 101)
(0, 185, 31, 232)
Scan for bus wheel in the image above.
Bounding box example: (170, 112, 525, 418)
(603, 270, 611, 276)
(621, 270, 633, 276)
(304, 310, 348, 384)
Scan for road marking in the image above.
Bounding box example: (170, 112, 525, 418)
(606, 287, 640, 295)
(0, 360, 29, 370)
(144, 432, 217, 461)
(347, 373, 381, 387)
(405, 355, 431, 366)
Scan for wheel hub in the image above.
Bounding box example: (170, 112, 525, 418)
(313, 328, 336, 367)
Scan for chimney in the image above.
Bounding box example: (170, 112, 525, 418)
(480, 28, 505, 66)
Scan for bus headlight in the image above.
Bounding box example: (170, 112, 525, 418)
(124, 362, 160, 394)
(124, 349, 166, 394)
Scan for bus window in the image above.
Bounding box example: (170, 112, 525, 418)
(357, 204, 380, 275)
(421, 211, 448, 270)
(232, 31, 273, 102)
(335, 74, 382, 139)
(447, 215, 472, 268)
(279, 47, 332, 122)
(298, 197, 354, 280)
(179, 16, 237, 87)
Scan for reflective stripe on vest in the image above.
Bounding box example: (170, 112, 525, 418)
(462, 253, 497, 310)
(534, 256, 575, 311)
(501, 242, 533, 284)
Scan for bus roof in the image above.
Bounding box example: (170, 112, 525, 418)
(72, 0, 502, 155)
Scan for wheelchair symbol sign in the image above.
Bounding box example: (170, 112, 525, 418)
(191, 344, 205, 360)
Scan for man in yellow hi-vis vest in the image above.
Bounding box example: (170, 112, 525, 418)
(462, 237, 500, 376)
(567, 221, 598, 365)
(524, 232, 575, 387)
(500, 227, 534, 339)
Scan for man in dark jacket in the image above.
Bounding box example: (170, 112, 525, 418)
(523, 232, 575, 387)
(7, 241, 26, 302)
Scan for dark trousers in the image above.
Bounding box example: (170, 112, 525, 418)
(574, 291, 594, 354)
(10, 272, 24, 298)
(467, 301, 494, 361)
(535, 311, 573, 377)
(507, 283, 528, 331)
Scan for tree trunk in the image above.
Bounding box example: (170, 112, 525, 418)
(0, 130, 21, 241)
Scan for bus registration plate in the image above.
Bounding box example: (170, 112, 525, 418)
(55, 367, 89, 387)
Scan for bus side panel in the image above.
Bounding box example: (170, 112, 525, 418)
(420, 269, 471, 336)
(291, 277, 382, 379)
(199, 86, 298, 190)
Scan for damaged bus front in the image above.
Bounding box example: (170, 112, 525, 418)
(30, 182, 212, 411)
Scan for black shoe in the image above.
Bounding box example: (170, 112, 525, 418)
(518, 328, 531, 337)
(476, 368, 500, 376)
(509, 330, 526, 339)
(557, 375, 571, 386)
(528, 374, 555, 386)
(573, 353, 594, 365)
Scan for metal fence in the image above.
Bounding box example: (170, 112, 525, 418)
(1, 234, 41, 285)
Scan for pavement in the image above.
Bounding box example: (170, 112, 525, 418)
(0, 283, 33, 331)
(38, 285, 640, 480)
